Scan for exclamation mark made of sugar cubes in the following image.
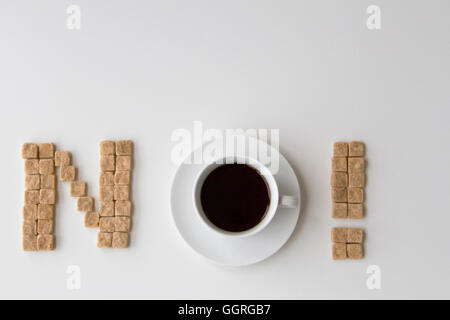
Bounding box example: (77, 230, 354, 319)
(22, 143, 56, 251)
(97, 140, 132, 248)
(331, 141, 366, 260)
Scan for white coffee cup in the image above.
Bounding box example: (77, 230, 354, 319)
(192, 155, 297, 237)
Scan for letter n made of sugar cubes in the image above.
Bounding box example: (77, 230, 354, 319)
(21, 140, 134, 251)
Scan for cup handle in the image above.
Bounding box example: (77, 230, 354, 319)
(278, 195, 297, 209)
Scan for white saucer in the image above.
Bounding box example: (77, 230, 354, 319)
(170, 139, 301, 266)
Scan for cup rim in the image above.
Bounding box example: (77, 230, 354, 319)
(192, 155, 279, 237)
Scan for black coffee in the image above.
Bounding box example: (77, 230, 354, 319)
(200, 163, 270, 232)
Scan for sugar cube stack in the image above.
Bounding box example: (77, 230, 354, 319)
(331, 141, 366, 218)
(331, 227, 364, 260)
(97, 140, 133, 248)
(21, 143, 56, 251)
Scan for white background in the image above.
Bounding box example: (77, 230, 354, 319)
(1, 0, 449, 299)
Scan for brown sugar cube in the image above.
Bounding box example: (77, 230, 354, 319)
(331, 172, 348, 187)
(349, 141, 365, 157)
(38, 143, 55, 159)
(116, 140, 133, 156)
(112, 232, 129, 248)
(84, 212, 100, 228)
(348, 203, 364, 219)
(114, 185, 130, 201)
(37, 219, 54, 234)
(349, 173, 365, 188)
(332, 243, 347, 260)
(115, 201, 131, 216)
(332, 203, 347, 219)
(22, 234, 37, 251)
(60, 166, 76, 181)
(100, 155, 115, 172)
(99, 186, 114, 201)
(347, 244, 363, 259)
(100, 141, 115, 155)
(348, 157, 365, 173)
(22, 143, 38, 159)
(24, 159, 39, 174)
(70, 181, 87, 197)
(333, 142, 348, 157)
(114, 171, 130, 185)
(331, 188, 347, 203)
(39, 159, 55, 175)
(55, 151, 71, 166)
(99, 172, 114, 186)
(331, 227, 347, 243)
(23, 204, 37, 220)
(25, 175, 40, 190)
(24, 190, 40, 204)
(331, 157, 347, 172)
(116, 156, 132, 171)
(97, 232, 113, 248)
(40, 189, 56, 204)
(40, 175, 56, 189)
(77, 197, 94, 212)
(348, 188, 364, 203)
(37, 234, 54, 250)
(22, 220, 37, 235)
(114, 217, 131, 232)
(99, 201, 114, 217)
(347, 228, 364, 243)
(99, 217, 115, 232)
(38, 204, 54, 219)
